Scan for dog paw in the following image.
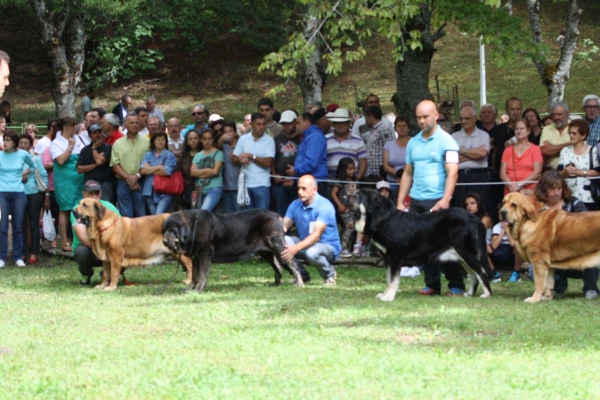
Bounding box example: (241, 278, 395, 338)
(524, 296, 539, 303)
(541, 295, 553, 302)
(463, 292, 473, 298)
(480, 293, 490, 299)
(182, 279, 192, 285)
(376, 292, 385, 299)
(378, 293, 396, 302)
(95, 284, 107, 290)
(294, 281, 305, 288)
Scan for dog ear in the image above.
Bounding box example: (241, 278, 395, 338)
(367, 191, 382, 214)
(522, 197, 538, 221)
(94, 202, 106, 220)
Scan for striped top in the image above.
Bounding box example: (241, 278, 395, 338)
(325, 133, 367, 178)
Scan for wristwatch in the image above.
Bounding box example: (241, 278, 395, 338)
(252, 154, 257, 160)
(136, 173, 142, 179)
(584, 169, 588, 177)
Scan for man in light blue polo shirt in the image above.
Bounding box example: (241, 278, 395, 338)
(396, 100, 465, 297)
(232, 112, 275, 209)
(282, 175, 341, 286)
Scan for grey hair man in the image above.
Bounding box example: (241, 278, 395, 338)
(167, 117, 184, 159)
(111, 94, 132, 126)
(583, 94, 600, 146)
(540, 101, 571, 170)
(146, 96, 165, 123)
(0, 50, 10, 99)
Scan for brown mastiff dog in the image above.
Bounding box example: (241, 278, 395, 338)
(73, 198, 192, 291)
(500, 192, 600, 303)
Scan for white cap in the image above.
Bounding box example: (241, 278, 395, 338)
(279, 110, 298, 124)
(208, 114, 223, 122)
(376, 181, 390, 190)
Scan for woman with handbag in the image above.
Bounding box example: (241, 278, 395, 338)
(557, 120, 599, 211)
(500, 118, 544, 196)
(0, 130, 36, 268)
(191, 128, 224, 211)
(19, 134, 48, 264)
(140, 132, 178, 214)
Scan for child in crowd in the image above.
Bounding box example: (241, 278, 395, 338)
(331, 157, 364, 258)
(376, 180, 391, 198)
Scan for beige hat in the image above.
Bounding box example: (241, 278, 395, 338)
(327, 108, 352, 122)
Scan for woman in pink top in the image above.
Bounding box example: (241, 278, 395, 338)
(42, 146, 59, 247)
(500, 118, 544, 196)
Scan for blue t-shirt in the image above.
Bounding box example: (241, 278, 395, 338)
(285, 193, 342, 258)
(405, 126, 459, 201)
(0, 149, 36, 192)
(233, 133, 275, 188)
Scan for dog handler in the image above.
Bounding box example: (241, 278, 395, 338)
(282, 175, 341, 286)
(71, 180, 133, 286)
(396, 100, 466, 296)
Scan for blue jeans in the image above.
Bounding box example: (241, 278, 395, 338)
(197, 187, 223, 211)
(285, 235, 336, 280)
(248, 186, 270, 210)
(272, 182, 297, 217)
(0, 192, 28, 262)
(146, 194, 174, 215)
(222, 190, 241, 213)
(117, 179, 146, 217)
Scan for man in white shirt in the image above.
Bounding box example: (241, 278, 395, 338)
(351, 94, 393, 137)
(146, 96, 165, 123)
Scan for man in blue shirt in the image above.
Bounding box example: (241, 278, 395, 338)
(282, 175, 341, 286)
(396, 100, 465, 296)
(181, 104, 209, 138)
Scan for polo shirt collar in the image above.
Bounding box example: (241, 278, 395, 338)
(417, 125, 444, 142)
(301, 193, 321, 210)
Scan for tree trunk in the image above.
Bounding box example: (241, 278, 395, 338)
(393, 6, 445, 133)
(526, 0, 582, 111)
(298, 12, 323, 108)
(29, 0, 86, 119)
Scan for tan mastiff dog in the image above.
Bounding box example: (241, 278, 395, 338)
(73, 198, 192, 291)
(500, 192, 600, 303)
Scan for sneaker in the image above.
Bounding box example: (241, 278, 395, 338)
(400, 267, 410, 277)
(324, 271, 337, 286)
(508, 271, 521, 283)
(339, 250, 352, 258)
(418, 286, 439, 296)
(408, 267, 421, 277)
(15, 260, 26, 268)
(352, 242, 363, 257)
(0, 260, 5, 268)
(491, 271, 502, 283)
(585, 290, 598, 300)
(446, 287, 466, 297)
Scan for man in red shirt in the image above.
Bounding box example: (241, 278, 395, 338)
(101, 113, 124, 146)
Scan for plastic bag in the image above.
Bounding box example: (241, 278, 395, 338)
(42, 210, 56, 241)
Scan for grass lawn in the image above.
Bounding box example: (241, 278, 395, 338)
(2, 257, 600, 399)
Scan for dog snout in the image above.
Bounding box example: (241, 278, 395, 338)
(500, 209, 508, 221)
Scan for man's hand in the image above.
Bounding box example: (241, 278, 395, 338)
(430, 198, 451, 212)
(337, 204, 348, 214)
(68, 137, 75, 148)
(281, 244, 299, 262)
(92, 138, 102, 149)
(396, 202, 407, 212)
(125, 174, 139, 188)
(239, 155, 250, 164)
(285, 164, 295, 176)
(283, 179, 294, 188)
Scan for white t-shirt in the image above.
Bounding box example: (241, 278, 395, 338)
(34, 136, 52, 155)
(351, 116, 395, 138)
(50, 133, 86, 159)
(492, 222, 510, 246)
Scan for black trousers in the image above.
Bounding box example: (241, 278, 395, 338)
(24, 193, 43, 256)
(410, 198, 465, 292)
(74, 245, 103, 277)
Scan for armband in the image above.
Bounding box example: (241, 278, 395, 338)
(445, 150, 459, 164)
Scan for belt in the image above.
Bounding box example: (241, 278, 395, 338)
(458, 168, 490, 174)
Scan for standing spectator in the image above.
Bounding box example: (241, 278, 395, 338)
(287, 111, 329, 194)
(540, 101, 571, 170)
(24, 124, 38, 147)
(182, 104, 209, 138)
(167, 118, 184, 160)
(18, 134, 48, 264)
(351, 94, 393, 137)
(84, 107, 104, 130)
(191, 129, 224, 211)
(51, 117, 86, 253)
(76, 124, 115, 203)
(0, 130, 35, 267)
(325, 108, 367, 180)
(0, 51, 10, 99)
(0, 116, 6, 150)
(111, 94, 132, 126)
(232, 113, 275, 209)
(179, 130, 203, 210)
(396, 100, 464, 296)
(478, 104, 498, 162)
(146, 96, 165, 123)
(217, 121, 242, 213)
(383, 116, 411, 202)
(0, 100, 13, 124)
(523, 108, 543, 146)
(282, 175, 341, 286)
(363, 106, 395, 177)
(80, 89, 94, 121)
(132, 107, 150, 137)
(271, 110, 301, 216)
(101, 113, 124, 146)
(147, 115, 163, 138)
(500, 118, 543, 196)
(583, 94, 600, 147)
(558, 120, 599, 210)
(110, 114, 149, 217)
(238, 113, 251, 135)
(34, 119, 58, 156)
(451, 106, 490, 210)
(140, 132, 177, 214)
(209, 118, 225, 140)
(250, 98, 283, 137)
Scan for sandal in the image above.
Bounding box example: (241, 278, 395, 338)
(62, 243, 72, 252)
(28, 255, 38, 264)
(50, 240, 58, 248)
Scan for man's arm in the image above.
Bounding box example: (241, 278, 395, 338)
(396, 164, 413, 211)
(73, 223, 92, 248)
(540, 141, 570, 157)
(459, 146, 488, 162)
(431, 162, 458, 211)
(281, 222, 326, 262)
(282, 216, 294, 233)
(357, 158, 367, 180)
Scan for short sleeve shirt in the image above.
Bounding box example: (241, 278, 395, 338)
(540, 123, 570, 170)
(452, 127, 490, 169)
(233, 133, 275, 188)
(405, 126, 459, 201)
(383, 140, 407, 182)
(192, 149, 224, 191)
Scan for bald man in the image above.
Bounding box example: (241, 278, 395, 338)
(282, 175, 341, 286)
(396, 100, 465, 297)
(167, 118, 184, 159)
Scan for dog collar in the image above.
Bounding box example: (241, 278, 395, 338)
(99, 218, 119, 233)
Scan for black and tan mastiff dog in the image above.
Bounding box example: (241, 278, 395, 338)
(73, 198, 193, 291)
(348, 189, 492, 301)
(162, 209, 305, 293)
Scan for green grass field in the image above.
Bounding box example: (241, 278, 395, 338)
(2, 257, 600, 399)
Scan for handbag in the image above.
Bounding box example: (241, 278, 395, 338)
(153, 154, 184, 195)
(34, 168, 48, 193)
(192, 150, 219, 209)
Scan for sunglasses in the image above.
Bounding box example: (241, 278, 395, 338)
(191, 112, 205, 116)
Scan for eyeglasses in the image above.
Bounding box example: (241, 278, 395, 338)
(584, 105, 599, 110)
(191, 112, 205, 116)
